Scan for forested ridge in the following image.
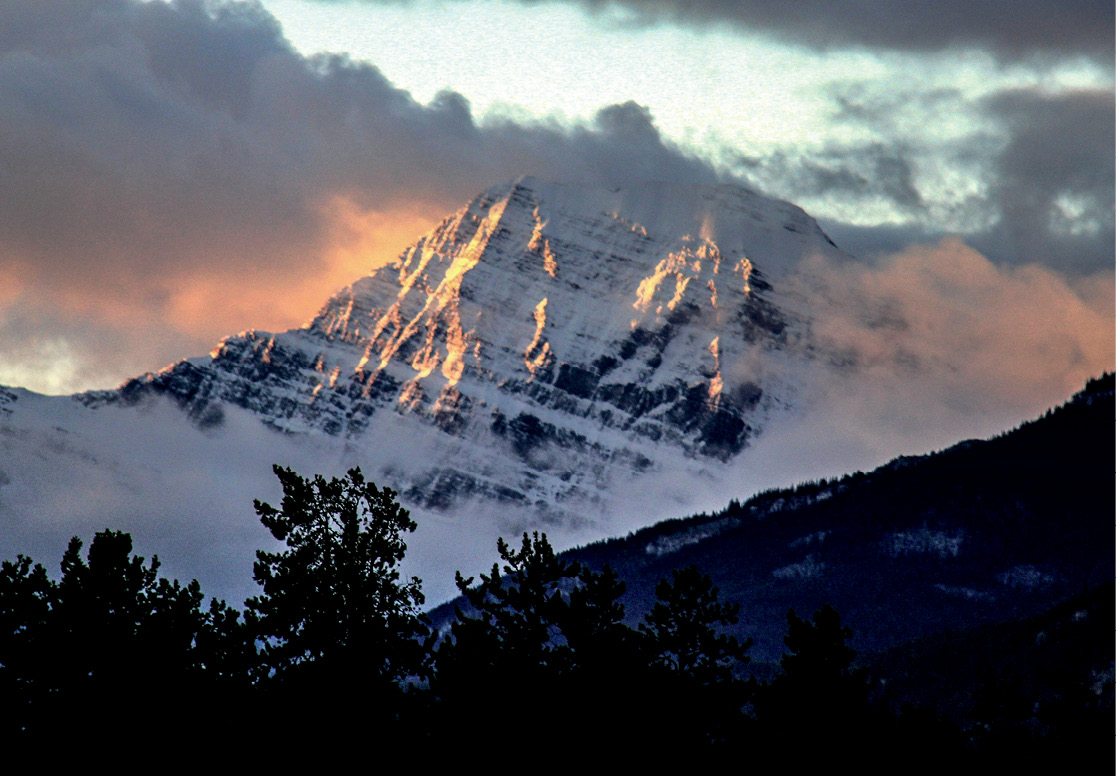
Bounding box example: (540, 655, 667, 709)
(552, 373, 1115, 660)
(1, 376, 1111, 765)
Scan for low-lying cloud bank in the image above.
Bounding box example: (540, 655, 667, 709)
(766, 239, 1113, 474)
(0, 234, 1110, 607)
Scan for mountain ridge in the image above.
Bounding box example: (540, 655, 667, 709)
(74, 177, 847, 514)
(2, 179, 1104, 610)
(532, 372, 1114, 662)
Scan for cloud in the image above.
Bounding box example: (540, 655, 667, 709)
(736, 143, 926, 217)
(687, 238, 1113, 501)
(1, 0, 1110, 613)
(2, 236, 1109, 608)
(545, 236, 1116, 562)
(0, 0, 726, 393)
(2, 0, 1110, 398)
(343, 0, 1114, 62)
(979, 88, 1116, 271)
(734, 82, 1114, 276)
(605, 1, 1115, 62)
(785, 238, 1114, 452)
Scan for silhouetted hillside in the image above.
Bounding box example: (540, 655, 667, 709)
(870, 581, 1113, 728)
(433, 374, 1113, 670)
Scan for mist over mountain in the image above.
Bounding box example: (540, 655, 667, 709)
(0, 178, 1108, 605)
(550, 373, 1114, 664)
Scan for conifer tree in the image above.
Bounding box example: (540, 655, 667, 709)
(641, 565, 751, 684)
(431, 533, 652, 750)
(639, 565, 753, 746)
(247, 466, 427, 685)
(436, 532, 577, 690)
(0, 531, 236, 745)
(757, 604, 871, 752)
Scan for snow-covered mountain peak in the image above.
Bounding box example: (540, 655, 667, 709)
(86, 178, 852, 515)
(468, 176, 833, 274)
(3, 178, 1103, 609)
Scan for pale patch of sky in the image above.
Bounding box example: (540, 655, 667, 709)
(0, 338, 84, 395)
(259, 0, 1109, 232)
(1051, 192, 1105, 238)
(262, 1, 1107, 144)
(259, 0, 896, 150)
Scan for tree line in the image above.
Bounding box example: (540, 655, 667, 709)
(0, 465, 1092, 765)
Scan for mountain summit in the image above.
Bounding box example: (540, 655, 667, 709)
(0, 178, 1096, 604)
(92, 177, 845, 516)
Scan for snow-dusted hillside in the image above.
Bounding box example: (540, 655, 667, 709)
(86, 178, 844, 511)
(0, 177, 866, 604)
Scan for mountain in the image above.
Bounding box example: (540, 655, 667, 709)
(533, 373, 1114, 665)
(0, 177, 856, 603)
(87, 176, 844, 512)
(422, 373, 1113, 740)
(0, 177, 1097, 609)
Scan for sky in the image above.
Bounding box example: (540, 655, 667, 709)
(0, 0, 1112, 395)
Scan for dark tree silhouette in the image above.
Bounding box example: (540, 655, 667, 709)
(780, 604, 860, 690)
(429, 533, 573, 750)
(430, 532, 666, 752)
(639, 565, 753, 747)
(756, 604, 873, 757)
(641, 565, 752, 684)
(564, 562, 632, 669)
(0, 553, 53, 741)
(246, 466, 429, 741)
(248, 465, 427, 680)
(434, 533, 576, 697)
(0, 530, 240, 745)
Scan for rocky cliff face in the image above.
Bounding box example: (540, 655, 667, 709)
(86, 177, 846, 513)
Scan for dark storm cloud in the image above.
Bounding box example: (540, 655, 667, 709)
(828, 84, 967, 132)
(3, 0, 1111, 396)
(814, 87, 1116, 274)
(0, 0, 724, 387)
(734, 79, 1114, 276)
(979, 88, 1116, 272)
(582, 0, 1114, 61)
(0, 0, 718, 271)
(736, 143, 925, 216)
(339, 0, 1114, 61)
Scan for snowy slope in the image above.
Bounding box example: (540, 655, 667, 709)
(90, 178, 843, 508)
(0, 177, 849, 604)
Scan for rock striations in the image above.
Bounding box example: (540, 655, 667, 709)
(86, 177, 846, 514)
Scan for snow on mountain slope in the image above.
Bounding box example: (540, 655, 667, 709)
(0, 178, 851, 604)
(90, 178, 844, 508)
